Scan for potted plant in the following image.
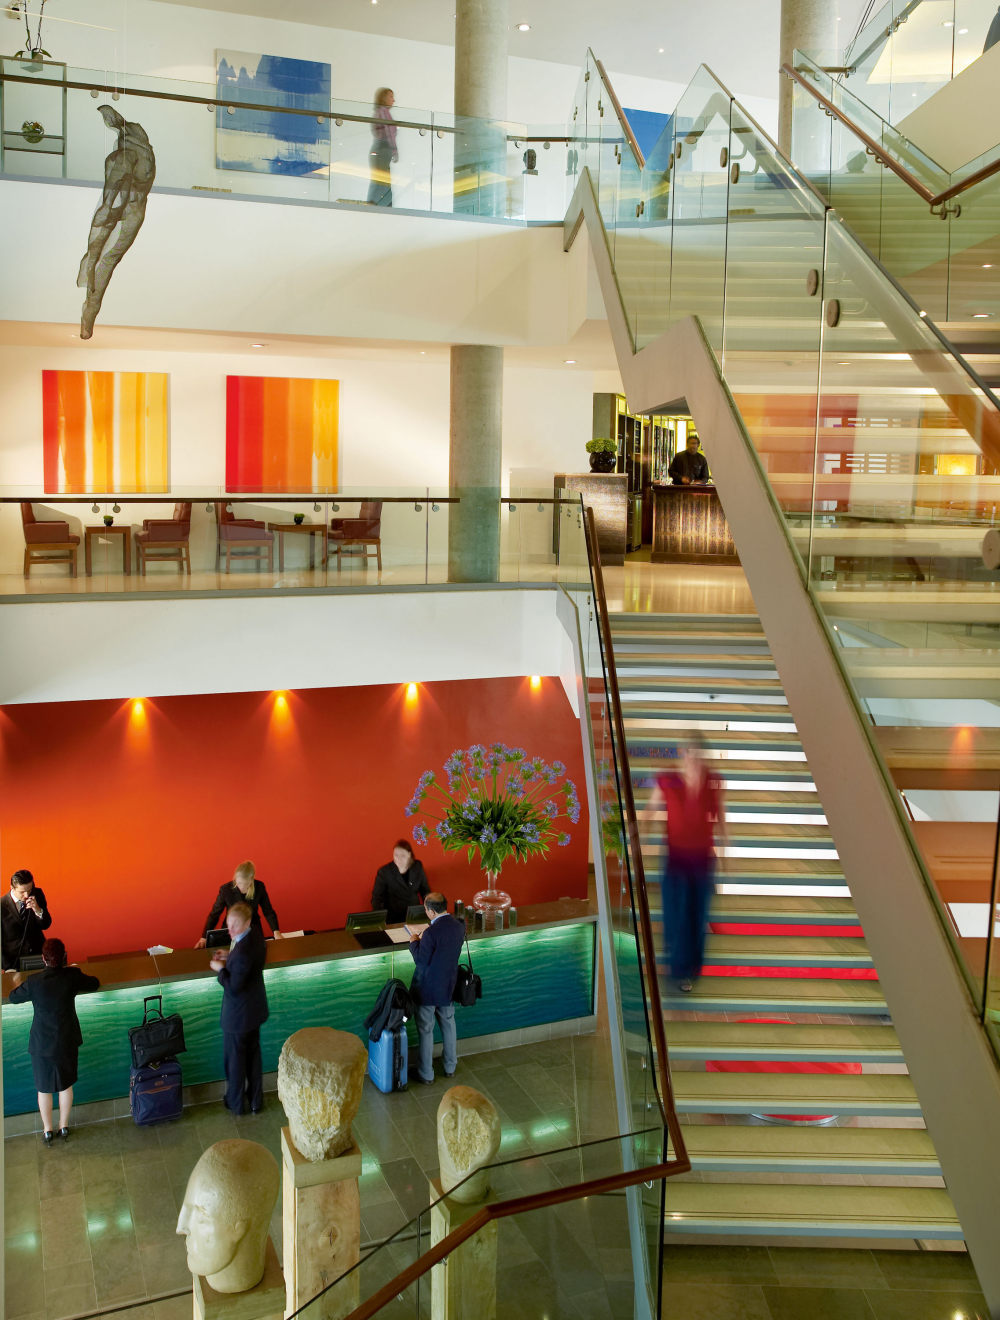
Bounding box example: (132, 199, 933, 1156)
(404, 742, 580, 918)
(103, 514, 114, 527)
(293, 513, 305, 525)
(586, 437, 617, 473)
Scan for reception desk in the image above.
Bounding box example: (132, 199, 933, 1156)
(1, 900, 596, 1116)
(651, 483, 739, 564)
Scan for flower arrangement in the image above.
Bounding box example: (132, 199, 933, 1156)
(585, 437, 616, 456)
(404, 743, 581, 877)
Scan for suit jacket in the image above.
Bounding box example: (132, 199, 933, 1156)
(9, 965, 100, 1065)
(409, 912, 465, 1007)
(371, 861, 429, 925)
(0, 888, 53, 970)
(203, 881, 279, 939)
(217, 926, 269, 1034)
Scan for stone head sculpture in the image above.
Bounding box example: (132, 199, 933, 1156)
(278, 1027, 367, 1162)
(176, 1139, 280, 1292)
(437, 1085, 501, 1204)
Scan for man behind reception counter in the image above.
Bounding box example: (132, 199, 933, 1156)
(668, 434, 710, 486)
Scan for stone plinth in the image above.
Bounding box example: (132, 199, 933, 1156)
(277, 1027, 366, 1163)
(437, 1086, 501, 1203)
(194, 1238, 284, 1320)
(429, 1177, 497, 1320)
(281, 1128, 361, 1320)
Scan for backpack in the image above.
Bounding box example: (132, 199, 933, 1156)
(364, 977, 414, 1041)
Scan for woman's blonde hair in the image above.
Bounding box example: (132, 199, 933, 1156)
(374, 87, 393, 108)
(234, 860, 256, 900)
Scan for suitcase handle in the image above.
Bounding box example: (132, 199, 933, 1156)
(142, 994, 164, 1024)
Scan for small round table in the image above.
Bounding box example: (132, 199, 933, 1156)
(85, 525, 131, 576)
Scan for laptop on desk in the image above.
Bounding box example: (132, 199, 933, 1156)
(346, 910, 392, 949)
(206, 929, 231, 949)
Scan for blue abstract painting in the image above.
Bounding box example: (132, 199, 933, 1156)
(216, 50, 331, 177)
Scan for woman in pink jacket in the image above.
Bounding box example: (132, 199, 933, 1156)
(367, 87, 398, 206)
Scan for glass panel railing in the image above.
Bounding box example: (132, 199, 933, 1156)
(570, 52, 1000, 1053)
(2, 488, 591, 597)
(0, 61, 573, 222)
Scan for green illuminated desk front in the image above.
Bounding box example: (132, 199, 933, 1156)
(1, 901, 596, 1115)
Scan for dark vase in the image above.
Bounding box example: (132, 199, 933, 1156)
(589, 451, 616, 473)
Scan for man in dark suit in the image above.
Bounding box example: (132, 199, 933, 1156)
(408, 892, 465, 1085)
(1, 870, 53, 971)
(210, 901, 268, 1115)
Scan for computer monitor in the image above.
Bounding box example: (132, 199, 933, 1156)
(405, 904, 429, 926)
(205, 929, 231, 949)
(18, 954, 44, 972)
(346, 910, 387, 932)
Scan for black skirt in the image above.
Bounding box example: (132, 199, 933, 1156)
(31, 1048, 78, 1093)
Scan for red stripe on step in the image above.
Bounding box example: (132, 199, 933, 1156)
(702, 965, 877, 979)
(710, 923, 864, 938)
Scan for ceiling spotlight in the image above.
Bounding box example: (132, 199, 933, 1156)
(973, 312, 993, 318)
(250, 342, 267, 348)
(564, 359, 576, 364)
(516, 22, 530, 31)
(958, 27, 968, 33)
(983, 263, 995, 269)
(658, 47, 664, 53)
(942, 18, 954, 26)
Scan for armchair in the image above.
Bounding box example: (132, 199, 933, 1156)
(134, 502, 192, 575)
(21, 502, 80, 577)
(327, 501, 382, 572)
(214, 501, 274, 573)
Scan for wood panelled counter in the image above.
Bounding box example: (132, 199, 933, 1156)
(1, 899, 596, 1114)
(651, 483, 739, 564)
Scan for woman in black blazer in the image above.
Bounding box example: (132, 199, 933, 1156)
(195, 860, 282, 948)
(9, 937, 99, 1143)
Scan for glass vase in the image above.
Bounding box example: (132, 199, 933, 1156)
(472, 870, 511, 918)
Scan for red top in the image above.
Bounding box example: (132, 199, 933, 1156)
(656, 769, 722, 859)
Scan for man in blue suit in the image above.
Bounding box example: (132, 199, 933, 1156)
(408, 892, 464, 1084)
(210, 901, 269, 1114)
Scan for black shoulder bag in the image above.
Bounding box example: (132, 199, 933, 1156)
(452, 931, 482, 1007)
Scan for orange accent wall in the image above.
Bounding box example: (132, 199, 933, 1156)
(0, 677, 588, 959)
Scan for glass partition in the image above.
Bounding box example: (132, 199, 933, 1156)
(3, 488, 591, 597)
(0, 62, 573, 222)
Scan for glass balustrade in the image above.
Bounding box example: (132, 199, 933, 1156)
(0, 61, 571, 223)
(3, 487, 591, 597)
(570, 52, 1000, 1056)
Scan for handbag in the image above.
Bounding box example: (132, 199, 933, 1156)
(129, 994, 186, 1068)
(452, 933, 482, 1007)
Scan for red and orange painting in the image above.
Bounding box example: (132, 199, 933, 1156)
(42, 371, 169, 494)
(226, 376, 339, 492)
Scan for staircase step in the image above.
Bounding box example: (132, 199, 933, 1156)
(621, 705, 797, 726)
(661, 1184, 961, 1239)
(696, 934, 872, 969)
(693, 870, 849, 890)
(660, 977, 886, 1014)
(676, 1125, 939, 1176)
(709, 895, 860, 925)
(609, 613, 763, 633)
(664, 1021, 899, 1063)
(673, 1071, 919, 1118)
(628, 731, 803, 753)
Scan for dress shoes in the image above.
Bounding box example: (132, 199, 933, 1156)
(58, 1127, 70, 1141)
(42, 1130, 53, 1146)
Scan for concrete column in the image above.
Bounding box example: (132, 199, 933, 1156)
(779, 0, 840, 154)
(454, 0, 509, 215)
(449, 345, 502, 582)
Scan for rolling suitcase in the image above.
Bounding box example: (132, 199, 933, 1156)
(367, 1024, 408, 1093)
(130, 1056, 183, 1125)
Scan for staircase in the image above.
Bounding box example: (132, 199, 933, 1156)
(610, 610, 963, 1242)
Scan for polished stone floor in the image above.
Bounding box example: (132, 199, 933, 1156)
(4, 1032, 616, 1320)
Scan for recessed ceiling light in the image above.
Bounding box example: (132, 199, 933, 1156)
(837, 361, 851, 366)
(658, 47, 664, 53)
(959, 27, 968, 33)
(250, 342, 267, 348)
(983, 264, 994, 269)
(516, 22, 530, 31)
(942, 19, 954, 26)
(564, 359, 576, 364)
(973, 312, 993, 318)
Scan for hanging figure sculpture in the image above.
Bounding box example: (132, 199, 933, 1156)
(77, 105, 155, 340)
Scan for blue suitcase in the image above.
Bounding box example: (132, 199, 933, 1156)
(130, 1056, 183, 1124)
(368, 1024, 408, 1093)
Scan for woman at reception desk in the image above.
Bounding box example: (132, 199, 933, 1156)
(653, 438, 738, 565)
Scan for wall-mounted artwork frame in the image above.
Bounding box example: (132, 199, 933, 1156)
(42, 370, 169, 493)
(226, 376, 339, 492)
(215, 51, 332, 177)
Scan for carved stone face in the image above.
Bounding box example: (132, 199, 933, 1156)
(176, 1140, 280, 1292)
(437, 1085, 501, 1204)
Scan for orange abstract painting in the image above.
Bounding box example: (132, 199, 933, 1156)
(42, 371, 169, 493)
(226, 376, 339, 492)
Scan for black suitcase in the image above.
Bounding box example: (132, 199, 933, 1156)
(130, 1057, 183, 1125)
(129, 995, 186, 1069)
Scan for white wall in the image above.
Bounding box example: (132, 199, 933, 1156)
(0, 588, 570, 704)
(0, 340, 594, 570)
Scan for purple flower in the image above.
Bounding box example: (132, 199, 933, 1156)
(413, 824, 429, 845)
(480, 826, 497, 844)
(543, 800, 558, 818)
(557, 832, 570, 847)
(552, 761, 566, 776)
(436, 821, 454, 840)
(461, 798, 481, 822)
(418, 770, 435, 788)
(520, 823, 540, 843)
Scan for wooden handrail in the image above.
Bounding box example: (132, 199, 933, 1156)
(782, 61, 1000, 209)
(591, 55, 646, 169)
(583, 506, 687, 1158)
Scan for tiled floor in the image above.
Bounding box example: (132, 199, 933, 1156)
(4, 1032, 616, 1320)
